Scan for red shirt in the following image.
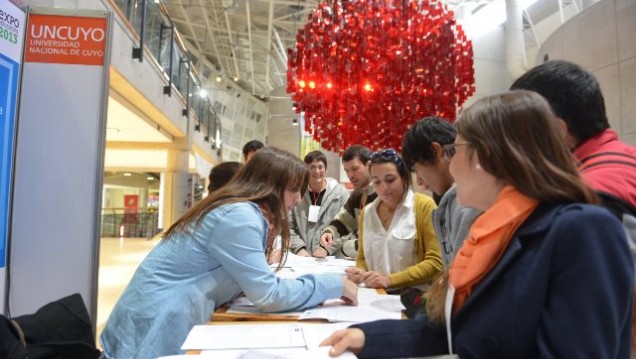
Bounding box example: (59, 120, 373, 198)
(574, 129, 636, 207)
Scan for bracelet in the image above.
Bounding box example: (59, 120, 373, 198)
(319, 243, 329, 253)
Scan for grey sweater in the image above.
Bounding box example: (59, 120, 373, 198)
(289, 177, 349, 253)
(431, 186, 481, 267)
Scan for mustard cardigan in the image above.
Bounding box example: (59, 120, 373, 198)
(356, 192, 442, 288)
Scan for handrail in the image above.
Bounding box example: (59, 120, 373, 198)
(131, 0, 146, 62)
(105, 0, 223, 158)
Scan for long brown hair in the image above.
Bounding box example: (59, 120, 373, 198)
(163, 147, 309, 258)
(456, 90, 597, 204)
(426, 90, 597, 323)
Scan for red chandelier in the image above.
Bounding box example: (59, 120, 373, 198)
(287, 0, 475, 153)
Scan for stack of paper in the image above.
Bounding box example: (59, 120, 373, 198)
(226, 288, 404, 322)
(271, 254, 354, 279)
(180, 322, 356, 358)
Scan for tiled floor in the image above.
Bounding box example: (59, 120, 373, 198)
(97, 236, 160, 344)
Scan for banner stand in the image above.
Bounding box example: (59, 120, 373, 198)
(0, 0, 26, 316)
(8, 7, 111, 325)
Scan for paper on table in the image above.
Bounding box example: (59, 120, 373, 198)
(225, 305, 304, 317)
(225, 288, 403, 321)
(181, 324, 305, 350)
(299, 323, 351, 348)
(198, 347, 357, 359)
(277, 254, 354, 278)
(194, 323, 355, 359)
(298, 288, 404, 322)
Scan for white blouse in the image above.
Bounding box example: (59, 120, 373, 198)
(362, 190, 420, 285)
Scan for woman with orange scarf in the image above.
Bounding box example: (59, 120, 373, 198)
(321, 90, 633, 358)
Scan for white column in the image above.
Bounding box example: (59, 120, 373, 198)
(160, 148, 191, 230)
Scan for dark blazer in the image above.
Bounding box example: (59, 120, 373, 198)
(355, 203, 633, 359)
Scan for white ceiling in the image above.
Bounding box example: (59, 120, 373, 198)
(107, 95, 172, 143)
(162, 0, 569, 99)
(107, 0, 590, 166)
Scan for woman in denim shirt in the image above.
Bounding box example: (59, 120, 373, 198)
(100, 147, 358, 359)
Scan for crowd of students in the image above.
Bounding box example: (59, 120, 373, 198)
(100, 60, 636, 359)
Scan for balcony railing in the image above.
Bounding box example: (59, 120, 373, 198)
(101, 208, 161, 239)
(109, 0, 222, 154)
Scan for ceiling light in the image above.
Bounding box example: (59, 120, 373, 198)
(233, 76, 239, 82)
(124, 173, 132, 177)
(199, 89, 207, 97)
(215, 76, 222, 82)
(147, 176, 154, 180)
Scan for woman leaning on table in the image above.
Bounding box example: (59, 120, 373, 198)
(100, 147, 358, 359)
(322, 90, 633, 358)
(345, 148, 442, 316)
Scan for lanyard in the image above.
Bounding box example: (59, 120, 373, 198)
(310, 190, 322, 206)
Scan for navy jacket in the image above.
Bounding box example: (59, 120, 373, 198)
(356, 203, 633, 359)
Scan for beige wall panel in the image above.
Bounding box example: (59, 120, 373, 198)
(562, 0, 617, 71)
(616, 0, 636, 61)
(619, 57, 636, 137)
(594, 64, 622, 132)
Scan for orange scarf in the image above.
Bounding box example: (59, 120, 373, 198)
(449, 185, 539, 314)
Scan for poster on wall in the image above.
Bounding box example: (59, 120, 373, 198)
(0, 0, 25, 268)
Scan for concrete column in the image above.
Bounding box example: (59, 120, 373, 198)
(160, 148, 191, 230)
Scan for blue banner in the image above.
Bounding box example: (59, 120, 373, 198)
(0, 0, 25, 268)
(0, 54, 19, 267)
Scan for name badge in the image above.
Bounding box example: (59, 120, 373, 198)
(308, 205, 320, 222)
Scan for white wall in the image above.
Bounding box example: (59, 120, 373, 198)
(267, 86, 301, 156)
(464, 26, 512, 106)
(536, 0, 636, 146)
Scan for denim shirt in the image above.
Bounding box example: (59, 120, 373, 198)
(100, 202, 343, 358)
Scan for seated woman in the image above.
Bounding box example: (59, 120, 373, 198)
(100, 147, 358, 359)
(346, 149, 442, 298)
(322, 90, 633, 358)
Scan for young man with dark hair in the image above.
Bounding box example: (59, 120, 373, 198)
(242, 140, 265, 162)
(511, 60, 636, 207)
(289, 150, 349, 257)
(318, 145, 377, 258)
(401, 117, 481, 267)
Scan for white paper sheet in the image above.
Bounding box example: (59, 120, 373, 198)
(198, 346, 357, 359)
(181, 324, 305, 350)
(181, 323, 356, 358)
(225, 288, 403, 322)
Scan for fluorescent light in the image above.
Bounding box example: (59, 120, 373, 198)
(124, 173, 132, 177)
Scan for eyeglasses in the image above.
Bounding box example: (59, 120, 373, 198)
(442, 142, 470, 162)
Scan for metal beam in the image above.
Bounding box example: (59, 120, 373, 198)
(264, 0, 275, 89)
(196, 0, 224, 73)
(176, 0, 203, 53)
(223, 9, 242, 81)
(272, 27, 288, 65)
(245, 0, 257, 94)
